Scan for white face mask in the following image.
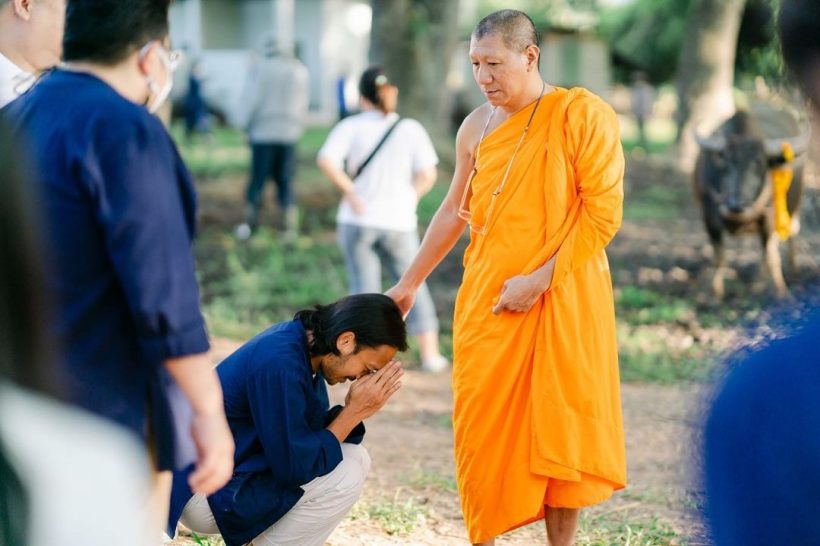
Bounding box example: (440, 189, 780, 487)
(141, 42, 179, 114)
(146, 72, 173, 114)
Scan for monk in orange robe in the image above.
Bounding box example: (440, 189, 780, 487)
(387, 9, 626, 545)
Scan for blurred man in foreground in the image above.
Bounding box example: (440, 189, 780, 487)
(3, 0, 234, 534)
(703, 2, 820, 544)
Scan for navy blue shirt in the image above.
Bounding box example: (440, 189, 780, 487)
(2, 70, 210, 469)
(169, 320, 364, 546)
(704, 314, 820, 545)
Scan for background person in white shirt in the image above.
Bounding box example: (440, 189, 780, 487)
(317, 66, 449, 373)
(0, 0, 65, 107)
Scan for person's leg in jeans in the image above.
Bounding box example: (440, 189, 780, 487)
(271, 142, 298, 237)
(238, 143, 274, 237)
(337, 224, 383, 294)
(379, 229, 448, 372)
(179, 443, 370, 546)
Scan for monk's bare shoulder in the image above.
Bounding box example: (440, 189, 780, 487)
(456, 102, 493, 157)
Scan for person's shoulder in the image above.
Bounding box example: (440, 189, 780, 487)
(228, 321, 309, 376)
(331, 112, 367, 133)
(455, 102, 493, 148)
(396, 117, 430, 136)
(564, 87, 618, 122)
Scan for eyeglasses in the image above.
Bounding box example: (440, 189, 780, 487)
(139, 41, 183, 73)
(458, 81, 547, 236)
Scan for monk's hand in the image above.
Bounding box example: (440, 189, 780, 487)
(492, 273, 548, 315)
(385, 284, 416, 319)
(346, 360, 404, 420)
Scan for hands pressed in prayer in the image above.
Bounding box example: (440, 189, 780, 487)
(345, 360, 404, 420)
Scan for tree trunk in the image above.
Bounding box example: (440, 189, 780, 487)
(675, 0, 746, 170)
(369, 0, 460, 146)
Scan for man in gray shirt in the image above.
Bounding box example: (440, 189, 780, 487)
(236, 43, 310, 240)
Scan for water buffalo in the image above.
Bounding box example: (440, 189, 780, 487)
(693, 110, 810, 298)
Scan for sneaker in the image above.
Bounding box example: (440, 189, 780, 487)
(235, 223, 252, 241)
(421, 355, 450, 373)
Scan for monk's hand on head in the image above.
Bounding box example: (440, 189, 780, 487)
(491, 273, 548, 315)
(385, 284, 416, 319)
(346, 360, 404, 420)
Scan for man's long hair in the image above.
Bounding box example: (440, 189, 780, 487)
(295, 294, 408, 356)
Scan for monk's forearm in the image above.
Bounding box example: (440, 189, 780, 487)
(401, 206, 465, 290)
(531, 256, 557, 292)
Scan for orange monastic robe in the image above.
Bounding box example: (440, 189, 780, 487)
(452, 87, 627, 543)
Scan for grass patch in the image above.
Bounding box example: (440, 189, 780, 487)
(417, 181, 448, 226)
(616, 286, 695, 325)
(171, 124, 249, 178)
(349, 497, 429, 536)
(400, 469, 458, 492)
(434, 413, 453, 429)
(197, 228, 348, 340)
(618, 345, 712, 384)
(623, 183, 690, 222)
(171, 124, 332, 179)
(619, 116, 677, 157)
(190, 532, 224, 546)
(576, 514, 681, 546)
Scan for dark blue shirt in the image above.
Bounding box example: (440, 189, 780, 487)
(168, 320, 364, 546)
(2, 70, 209, 470)
(705, 314, 820, 545)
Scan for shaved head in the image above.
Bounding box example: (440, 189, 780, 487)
(472, 9, 538, 53)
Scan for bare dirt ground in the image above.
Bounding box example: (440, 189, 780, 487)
(176, 339, 707, 546)
(172, 153, 820, 545)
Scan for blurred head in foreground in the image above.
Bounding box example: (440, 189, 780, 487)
(62, 0, 177, 113)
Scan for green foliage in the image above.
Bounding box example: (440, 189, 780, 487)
(600, 0, 785, 85)
(616, 286, 724, 383)
(598, 0, 693, 83)
(171, 124, 249, 178)
(623, 184, 688, 222)
(400, 468, 458, 492)
(735, 0, 784, 84)
(349, 497, 429, 535)
(197, 228, 348, 340)
(190, 532, 224, 546)
(417, 181, 448, 226)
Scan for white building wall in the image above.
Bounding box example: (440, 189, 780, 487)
(169, 0, 203, 52)
(169, 0, 372, 126)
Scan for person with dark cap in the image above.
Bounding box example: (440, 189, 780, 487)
(703, 2, 820, 544)
(317, 66, 449, 373)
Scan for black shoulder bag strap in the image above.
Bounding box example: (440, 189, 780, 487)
(353, 118, 402, 179)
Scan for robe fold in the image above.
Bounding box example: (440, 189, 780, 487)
(452, 87, 627, 542)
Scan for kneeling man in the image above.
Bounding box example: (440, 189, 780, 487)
(167, 294, 408, 546)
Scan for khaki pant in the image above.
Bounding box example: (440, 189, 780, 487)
(180, 443, 370, 546)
